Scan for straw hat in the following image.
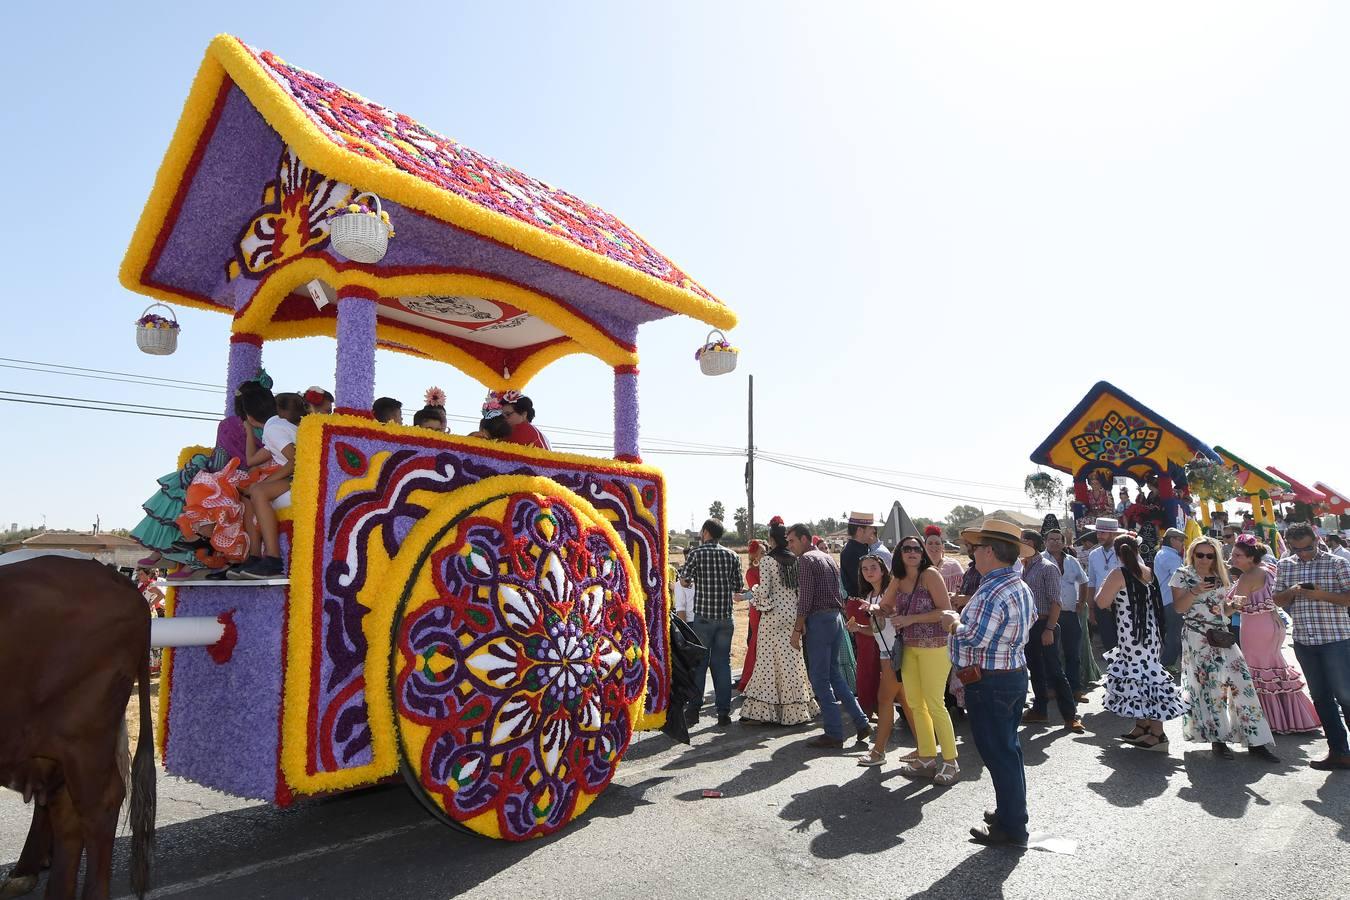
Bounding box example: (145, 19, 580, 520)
(1092, 517, 1122, 534)
(959, 518, 1035, 560)
(847, 511, 878, 528)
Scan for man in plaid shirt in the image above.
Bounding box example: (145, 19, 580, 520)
(940, 519, 1036, 847)
(678, 518, 743, 727)
(1274, 522, 1350, 770)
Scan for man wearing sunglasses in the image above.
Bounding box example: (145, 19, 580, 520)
(1273, 522, 1350, 770)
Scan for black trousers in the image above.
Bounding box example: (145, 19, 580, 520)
(1026, 618, 1078, 720)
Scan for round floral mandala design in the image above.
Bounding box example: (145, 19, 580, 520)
(393, 489, 647, 839)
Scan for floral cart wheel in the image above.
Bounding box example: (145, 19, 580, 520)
(389, 478, 648, 840)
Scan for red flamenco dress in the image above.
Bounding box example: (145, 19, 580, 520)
(736, 564, 761, 691)
(846, 597, 880, 717)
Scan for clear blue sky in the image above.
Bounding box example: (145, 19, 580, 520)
(3, 2, 1347, 533)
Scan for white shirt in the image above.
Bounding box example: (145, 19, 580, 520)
(1333, 546, 1350, 564)
(262, 416, 299, 467)
(1087, 544, 1122, 590)
(861, 595, 899, 658)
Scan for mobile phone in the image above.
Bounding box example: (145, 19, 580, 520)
(1299, 582, 1316, 591)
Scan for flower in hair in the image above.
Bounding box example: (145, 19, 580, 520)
(768, 515, 784, 527)
(1235, 533, 1259, 547)
(424, 386, 446, 407)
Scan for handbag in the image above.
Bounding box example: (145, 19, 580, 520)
(1185, 618, 1236, 649)
(873, 593, 910, 674)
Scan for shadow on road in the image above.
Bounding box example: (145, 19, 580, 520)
(904, 845, 1025, 900)
(1303, 776, 1350, 844)
(775, 765, 943, 859)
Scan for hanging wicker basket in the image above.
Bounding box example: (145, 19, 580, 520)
(328, 192, 394, 264)
(696, 329, 739, 376)
(135, 303, 180, 356)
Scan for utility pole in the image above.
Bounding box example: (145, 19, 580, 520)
(746, 374, 755, 541)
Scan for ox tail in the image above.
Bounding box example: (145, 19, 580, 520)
(128, 636, 157, 899)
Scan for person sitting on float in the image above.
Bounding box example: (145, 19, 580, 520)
(132, 372, 274, 579)
(303, 386, 334, 415)
(469, 391, 514, 440)
(240, 393, 308, 579)
(412, 387, 449, 432)
(373, 396, 403, 425)
(501, 392, 551, 449)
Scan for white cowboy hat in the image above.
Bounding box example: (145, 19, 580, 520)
(1092, 517, 1122, 533)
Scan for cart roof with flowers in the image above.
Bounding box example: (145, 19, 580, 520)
(1266, 466, 1326, 507)
(120, 35, 738, 841)
(1212, 446, 1289, 502)
(1031, 381, 1220, 485)
(121, 34, 735, 392)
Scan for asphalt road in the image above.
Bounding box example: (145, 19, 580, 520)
(3, 689, 1347, 900)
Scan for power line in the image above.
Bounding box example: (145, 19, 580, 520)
(0, 357, 224, 388)
(0, 391, 223, 417)
(0, 363, 226, 394)
(757, 453, 1038, 510)
(0, 396, 217, 422)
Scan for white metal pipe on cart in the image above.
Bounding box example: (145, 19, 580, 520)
(150, 617, 226, 649)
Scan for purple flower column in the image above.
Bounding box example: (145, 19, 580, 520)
(225, 335, 263, 416)
(334, 286, 378, 416)
(614, 365, 640, 462)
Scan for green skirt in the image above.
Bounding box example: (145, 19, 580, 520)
(1078, 603, 1103, 684)
(129, 451, 224, 568)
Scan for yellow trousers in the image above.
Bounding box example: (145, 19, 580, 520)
(901, 645, 957, 760)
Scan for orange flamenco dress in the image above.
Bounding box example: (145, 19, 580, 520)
(175, 458, 270, 569)
(736, 564, 761, 691)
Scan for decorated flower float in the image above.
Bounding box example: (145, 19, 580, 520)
(120, 34, 736, 840)
(1029, 381, 1221, 535)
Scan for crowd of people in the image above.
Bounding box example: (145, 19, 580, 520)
(676, 510, 1350, 848)
(129, 375, 551, 581)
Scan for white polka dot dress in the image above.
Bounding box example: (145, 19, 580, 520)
(1104, 574, 1187, 721)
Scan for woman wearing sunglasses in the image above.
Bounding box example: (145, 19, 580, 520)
(1170, 537, 1279, 761)
(881, 536, 960, 784)
(846, 553, 918, 767)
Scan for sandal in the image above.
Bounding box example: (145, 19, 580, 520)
(857, 748, 886, 767)
(896, 749, 921, 763)
(899, 757, 937, 778)
(932, 760, 961, 786)
(1119, 725, 1148, 742)
(1134, 730, 1169, 752)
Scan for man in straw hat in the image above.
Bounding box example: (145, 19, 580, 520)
(840, 512, 880, 601)
(1086, 518, 1125, 652)
(938, 518, 1036, 846)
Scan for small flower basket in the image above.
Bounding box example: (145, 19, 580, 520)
(135, 303, 180, 356)
(695, 329, 738, 376)
(326, 192, 395, 264)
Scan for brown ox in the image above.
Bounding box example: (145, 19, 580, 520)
(0, 557, 156, 900)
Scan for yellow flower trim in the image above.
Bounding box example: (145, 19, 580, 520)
(121, 34, 736, 332)
(281, 416, 665, 795)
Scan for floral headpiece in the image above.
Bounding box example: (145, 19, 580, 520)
(424, 386, 446, 408)
(303, 386, 330, 406)
(1235, 533, 1259, 548)
(481, 390, 504, 420)
(768, 515, 784, 527)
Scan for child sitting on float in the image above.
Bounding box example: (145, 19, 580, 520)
(500, 391, 550, 449)
(303, 386, 334, 415)
(131, 372, 273, 579)
(469, 391, 513, 440)
(373, 396, 403, 424)
(412, 387, 449, 432)
(239, 392, 308, 579)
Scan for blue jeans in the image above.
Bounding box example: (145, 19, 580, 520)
(1293, 639, 1350, 756)
(804, 610, 867, 740)
(689, 617, 734, 716)
(1059, 611, 1083, 695)
(1161, 603, 1183, 668)
(1027, 620, 1077, 720)
(965, 669, 1030, 840)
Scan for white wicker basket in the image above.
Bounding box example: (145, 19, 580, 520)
(697, 329, 738, 376)
(135, 303, 180, 356)
(328, 192, 391, 263)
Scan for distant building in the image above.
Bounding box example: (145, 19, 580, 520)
(1, 531, 144, 568)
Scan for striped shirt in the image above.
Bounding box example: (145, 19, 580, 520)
(949, 566, 1036, 670)
(1274, 550, 1350, 645)
(678, 541, 743, 620)
(1020, 553, 1061, 617)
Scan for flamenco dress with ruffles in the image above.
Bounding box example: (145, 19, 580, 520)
(129, 417, 252, 569)
(845, 596, 880, 717)
(736, 564, 761, 691)
(1104, 570, 1187, 722)
(1233, 566, 1321, 733)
